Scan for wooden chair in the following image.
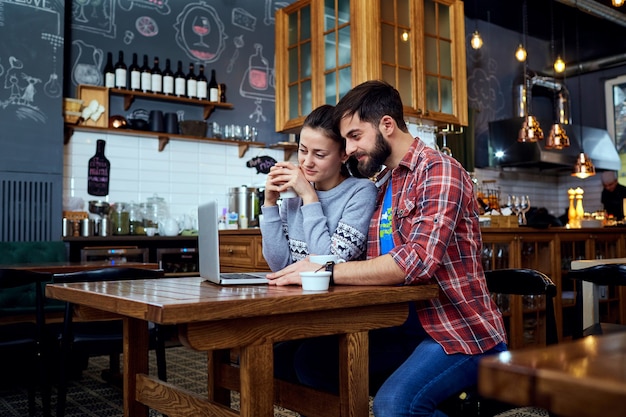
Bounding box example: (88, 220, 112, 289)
(440, 268, 558, 417)
(567, 263, 626, 339)
(52, 267, 168, 417)
(0, 269, 53, 417)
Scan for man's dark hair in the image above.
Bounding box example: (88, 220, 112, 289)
(333, 80, 408, 132)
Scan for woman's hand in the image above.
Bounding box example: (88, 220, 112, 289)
(267, 162, 317, 204)
(266, 257, 320, 286)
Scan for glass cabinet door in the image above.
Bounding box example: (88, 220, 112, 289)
(275, 0, 467, 133)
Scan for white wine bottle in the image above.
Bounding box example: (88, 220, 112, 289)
(208, 69, 219, 102)
(196, 65, 208, 100)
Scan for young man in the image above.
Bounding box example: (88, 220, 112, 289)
(267, 80, 507, 416)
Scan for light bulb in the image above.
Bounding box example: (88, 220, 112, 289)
(515, 44, 527, 62)
(470, 31, 483, 50)
(612, 0, 625, 7)
(401, 31, 409, 42)
(553, 56, 566, 73)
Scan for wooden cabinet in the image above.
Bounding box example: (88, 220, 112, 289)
(274, 0, 467, 134)
(218, 230, 270, 273)
(482, 228, 626, 349)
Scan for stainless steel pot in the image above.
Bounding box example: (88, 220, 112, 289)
(228, 186, 260, 228)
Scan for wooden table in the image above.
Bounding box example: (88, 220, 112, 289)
(46, 277, 438, 417)
(479, 332, 626, 417)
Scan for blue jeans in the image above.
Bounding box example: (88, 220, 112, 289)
(373, 338, 506, 417)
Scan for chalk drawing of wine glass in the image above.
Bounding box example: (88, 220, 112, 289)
(74, 0, 89, 23)
(192, 16, 210, 47)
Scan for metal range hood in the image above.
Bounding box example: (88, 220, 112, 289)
(486, 74, 620, 173)
(488, 118, 620, 172)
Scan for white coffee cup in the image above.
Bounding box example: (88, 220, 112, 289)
(300, 271, 332, 291)
(310, 254, 346, 265)
(280, 187, 297, 199)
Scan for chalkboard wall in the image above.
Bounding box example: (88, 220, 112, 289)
(67, 0, 294, 145)
(0, 0, 65, 241)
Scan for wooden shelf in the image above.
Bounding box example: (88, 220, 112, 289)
(108, 88, 233, 119)
(269, 142, 298, 160)
(64, 124, 266, 157)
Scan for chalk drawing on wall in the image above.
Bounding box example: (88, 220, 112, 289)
(264, 0, 290, 26)
(0, 56, 46, 123)
(71, 40, 103, 87)
(135, 15, 158, 37)
(240, 43, 275, 123)
(174, 2, 227, 64)
(41, 33, 64, 97)
(118, 0, 171, 15)
(73, 0, 117, 39)
(227, 35, 245, 74)
(232, 8, 256, 32)
(123, 30, 135, 44)
(467, 54, 505, 139)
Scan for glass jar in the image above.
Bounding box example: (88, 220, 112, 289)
(146, 194, 169, 225)
(128, 202, 144, 235)
(111, 202, 130, 235)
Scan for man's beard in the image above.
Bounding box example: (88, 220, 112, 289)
(356, 130, 392, 177)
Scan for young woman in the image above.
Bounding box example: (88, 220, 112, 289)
(260, 104, 377, 272)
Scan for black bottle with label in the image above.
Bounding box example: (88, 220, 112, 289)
(129, 52, 141, 91)
(186, 63, 197, 99)
(162, 58, 174, 95)
(209, 69, 219, 102)
(196, 65, 208, 100)
(114, 50, 127, 89)
(88, 139, 110, 197)
(140, 54, 151, 93)
(103, 52, 115, 88)
(174, 60, 186, 97)
(151, 56, 163, 94)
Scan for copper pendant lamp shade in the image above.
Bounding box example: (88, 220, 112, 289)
(571, 152, 595, 179)
(518, 115, 544, 142)
(545, 123, 570, 149)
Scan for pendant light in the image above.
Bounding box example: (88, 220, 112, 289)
(612, 0, 625, 7)
(470, 2, 483, 50)
(518, 0, 543, 143)
(546, 1, 569, 150)
(571, 10, 595, 179)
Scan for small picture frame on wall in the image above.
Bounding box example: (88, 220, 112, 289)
(605, 75, 626, 152)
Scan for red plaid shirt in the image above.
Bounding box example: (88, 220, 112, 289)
(367, 139, 507, 354)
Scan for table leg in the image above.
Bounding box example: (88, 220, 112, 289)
(238, 343, 274, 417)
(123, 317, 149, 417)
(339, 331, 370, 417)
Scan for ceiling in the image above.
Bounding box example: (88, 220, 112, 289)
(463, 0, 626, 72)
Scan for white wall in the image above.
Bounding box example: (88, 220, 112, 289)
(64, 131, 293, 224)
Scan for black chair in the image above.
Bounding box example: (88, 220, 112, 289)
(0, 269, 53, 417)
(440, 268, 558, 417)
(567, 263, 626, 339)
(52, 267, 169, 417)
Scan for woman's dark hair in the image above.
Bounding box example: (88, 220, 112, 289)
(301, 104, 359, 177)
(333, 80, 408, 133)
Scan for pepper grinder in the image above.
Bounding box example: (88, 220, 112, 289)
(567, 188, 577, 228)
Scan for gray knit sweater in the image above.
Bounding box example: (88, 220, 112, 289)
(260, 176, 378, 271)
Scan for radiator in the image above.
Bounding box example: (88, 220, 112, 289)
(0, 174, 62, 241)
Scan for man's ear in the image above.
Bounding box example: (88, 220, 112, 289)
(379, 115, 395, 135)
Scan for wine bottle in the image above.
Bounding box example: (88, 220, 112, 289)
(129, 53, 141, 91)
(174, 60, 186, 97)
(196, 65, 208, 100)
(151, 56, 163, 94)
(208, 69, 219, 102)
(103, 52, 115, 88)
(114, 50, 127, 89)
(186, 63, 197, 99)
(162, 58, 174, 95)
(140, 54, 151, 93)
(87, 139, 110, 197)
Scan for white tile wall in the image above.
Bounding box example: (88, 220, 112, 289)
(64, 131, 294, 221)
(64, 130, 605, 226)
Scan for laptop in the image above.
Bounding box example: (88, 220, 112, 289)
(197, 200, 269, 285)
